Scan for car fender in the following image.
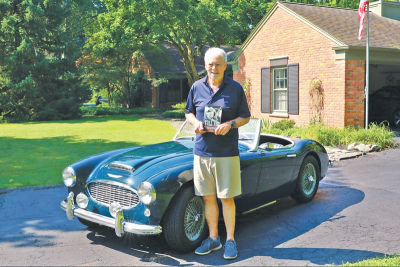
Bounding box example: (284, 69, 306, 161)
(146, 162, 194, 226)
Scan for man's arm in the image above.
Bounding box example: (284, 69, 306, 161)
(185, 112, 206, 135)
(214, 116, 250, 136)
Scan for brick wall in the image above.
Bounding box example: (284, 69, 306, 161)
(344, 59, 365, 126)
(233, 7, 365, 128)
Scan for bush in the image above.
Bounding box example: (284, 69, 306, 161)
(80, 106, 167, 116)
(162, 110, 186, 118)
(272, 119, 296, 131)
(162, 102, 186, 118)
(261, 121, 396, 148)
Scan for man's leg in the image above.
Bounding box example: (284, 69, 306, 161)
(194, 194, 222, 255)
(202, 194, 219, 240)
(220, 197, 235, 241)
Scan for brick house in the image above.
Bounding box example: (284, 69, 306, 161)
(140, 45, 239, 108)
(229, 1, 400, 127)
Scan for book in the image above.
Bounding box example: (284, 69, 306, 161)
(204, 105, 222, 132)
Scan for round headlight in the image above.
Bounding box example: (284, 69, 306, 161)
(138, 181, 156, 205)
(76, 193, 89, 209)
(62, 167, 76, 187)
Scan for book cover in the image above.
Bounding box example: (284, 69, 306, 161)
(204, 105, 222, 132)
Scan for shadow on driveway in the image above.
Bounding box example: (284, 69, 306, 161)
(78, 179, 383, 265)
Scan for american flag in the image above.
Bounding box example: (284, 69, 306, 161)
(358, 0, 369, 41)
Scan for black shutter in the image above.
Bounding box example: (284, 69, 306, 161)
(261, 67, 270, 113)
(288, 64, 299, 115)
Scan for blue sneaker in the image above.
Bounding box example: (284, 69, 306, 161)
(195, 237, 222, 255)
(223, 239, 238, 259)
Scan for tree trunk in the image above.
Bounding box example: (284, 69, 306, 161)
(187, 46, 199, 82)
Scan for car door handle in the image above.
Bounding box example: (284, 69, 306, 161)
(287, 154, 296, 158)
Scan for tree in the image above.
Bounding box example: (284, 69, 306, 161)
(90, 0, 272, 87)
(79, 16, 172, 108)
(0, 0, 96, 122)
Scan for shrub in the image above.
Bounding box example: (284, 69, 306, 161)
(162, 110, 186, 118)
(162, 102, 186, 118)
(272, 119, 296, 131)
(261, 121, 396, 148)
(80, 106, 167, 116)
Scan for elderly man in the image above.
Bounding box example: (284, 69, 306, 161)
(185, 47, 250, 260)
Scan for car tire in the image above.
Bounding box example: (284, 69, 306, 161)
(291, 156, 320, 203)
(392, 109, 400, 128)
(77, 217, 100, 228)
(163, 186, 208, 252)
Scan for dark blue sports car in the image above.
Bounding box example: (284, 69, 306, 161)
(60, 118, 329, 251)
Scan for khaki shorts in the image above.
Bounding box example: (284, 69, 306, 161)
(193, 155, 241, 199)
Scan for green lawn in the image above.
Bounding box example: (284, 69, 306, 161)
(0, 115, 177, 189)
(339, 254, 400, 266)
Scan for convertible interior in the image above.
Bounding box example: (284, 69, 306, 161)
(175, 118, 294, 152)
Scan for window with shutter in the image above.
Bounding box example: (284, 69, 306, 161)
(260, 60, 299, 115)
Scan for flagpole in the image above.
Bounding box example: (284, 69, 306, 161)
(365, 3, 369, 131)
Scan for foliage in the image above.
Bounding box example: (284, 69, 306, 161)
(80, 106, 167, 116)
(0, 115, 177, 189)
(308, 79, 324, 124)
(339, 254, 400, 266)
(94, 0, 273, 87)
(261, 121, 396, 148)
(0, 0, 96, 122)
(162, 102, 186, 118)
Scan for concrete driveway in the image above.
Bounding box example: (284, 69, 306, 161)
(1, 147, 400, 266)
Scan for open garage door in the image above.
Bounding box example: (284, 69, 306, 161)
(368, 64, 400, 130)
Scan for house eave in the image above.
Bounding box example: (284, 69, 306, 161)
(332, 45, 400, 64)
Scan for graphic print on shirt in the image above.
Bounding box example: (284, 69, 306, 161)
(204, 105, 223, 132)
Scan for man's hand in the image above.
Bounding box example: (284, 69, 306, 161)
(186, 113, 206, 135)
(214, 122, 231, 136)
(194, 121, 206, 135)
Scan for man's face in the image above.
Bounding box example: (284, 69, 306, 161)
(205, 54, 227, 83)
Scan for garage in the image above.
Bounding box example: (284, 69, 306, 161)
(368, 64, 400, 129)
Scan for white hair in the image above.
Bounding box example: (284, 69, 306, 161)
(204, 47, 227, 63)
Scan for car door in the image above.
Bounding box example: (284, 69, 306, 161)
(254, 147, 296, 204)
(233, 151, 263, 213)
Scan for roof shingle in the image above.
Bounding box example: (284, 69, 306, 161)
(280, 1, 400, 48)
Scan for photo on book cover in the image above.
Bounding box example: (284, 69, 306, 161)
(204, 105, 222, 132)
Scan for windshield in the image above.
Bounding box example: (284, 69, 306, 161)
(173, 118, 261, 151)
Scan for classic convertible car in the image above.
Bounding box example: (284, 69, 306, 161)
(60, 118, 329, 251)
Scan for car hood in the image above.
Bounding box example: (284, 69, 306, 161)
(86, 141, 194, 189)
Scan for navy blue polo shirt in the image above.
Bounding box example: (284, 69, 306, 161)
(185, 74, 251, 157)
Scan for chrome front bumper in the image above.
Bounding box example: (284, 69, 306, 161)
(60, 194, 162, 236)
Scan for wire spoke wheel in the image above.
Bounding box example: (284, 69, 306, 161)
(184, 196, 205, 241)
(301, 163, 317, 195)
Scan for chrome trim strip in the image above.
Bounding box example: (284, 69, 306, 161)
(242, 200, 277, 215)
(287, 154, 297, 158)
(109, 162, 135, 172)
(60, 200, 162, 235)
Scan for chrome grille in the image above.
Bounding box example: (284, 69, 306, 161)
(88, 182, 139, 208)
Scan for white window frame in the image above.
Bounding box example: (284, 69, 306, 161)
(272, 67, 288, 114)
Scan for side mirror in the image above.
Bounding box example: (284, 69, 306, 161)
(258, 142, 274, 153)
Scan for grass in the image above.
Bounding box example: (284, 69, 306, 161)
(339, 254, 400, 266)
(0, 115, 177, 189)
(261, 120, 397, 148)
